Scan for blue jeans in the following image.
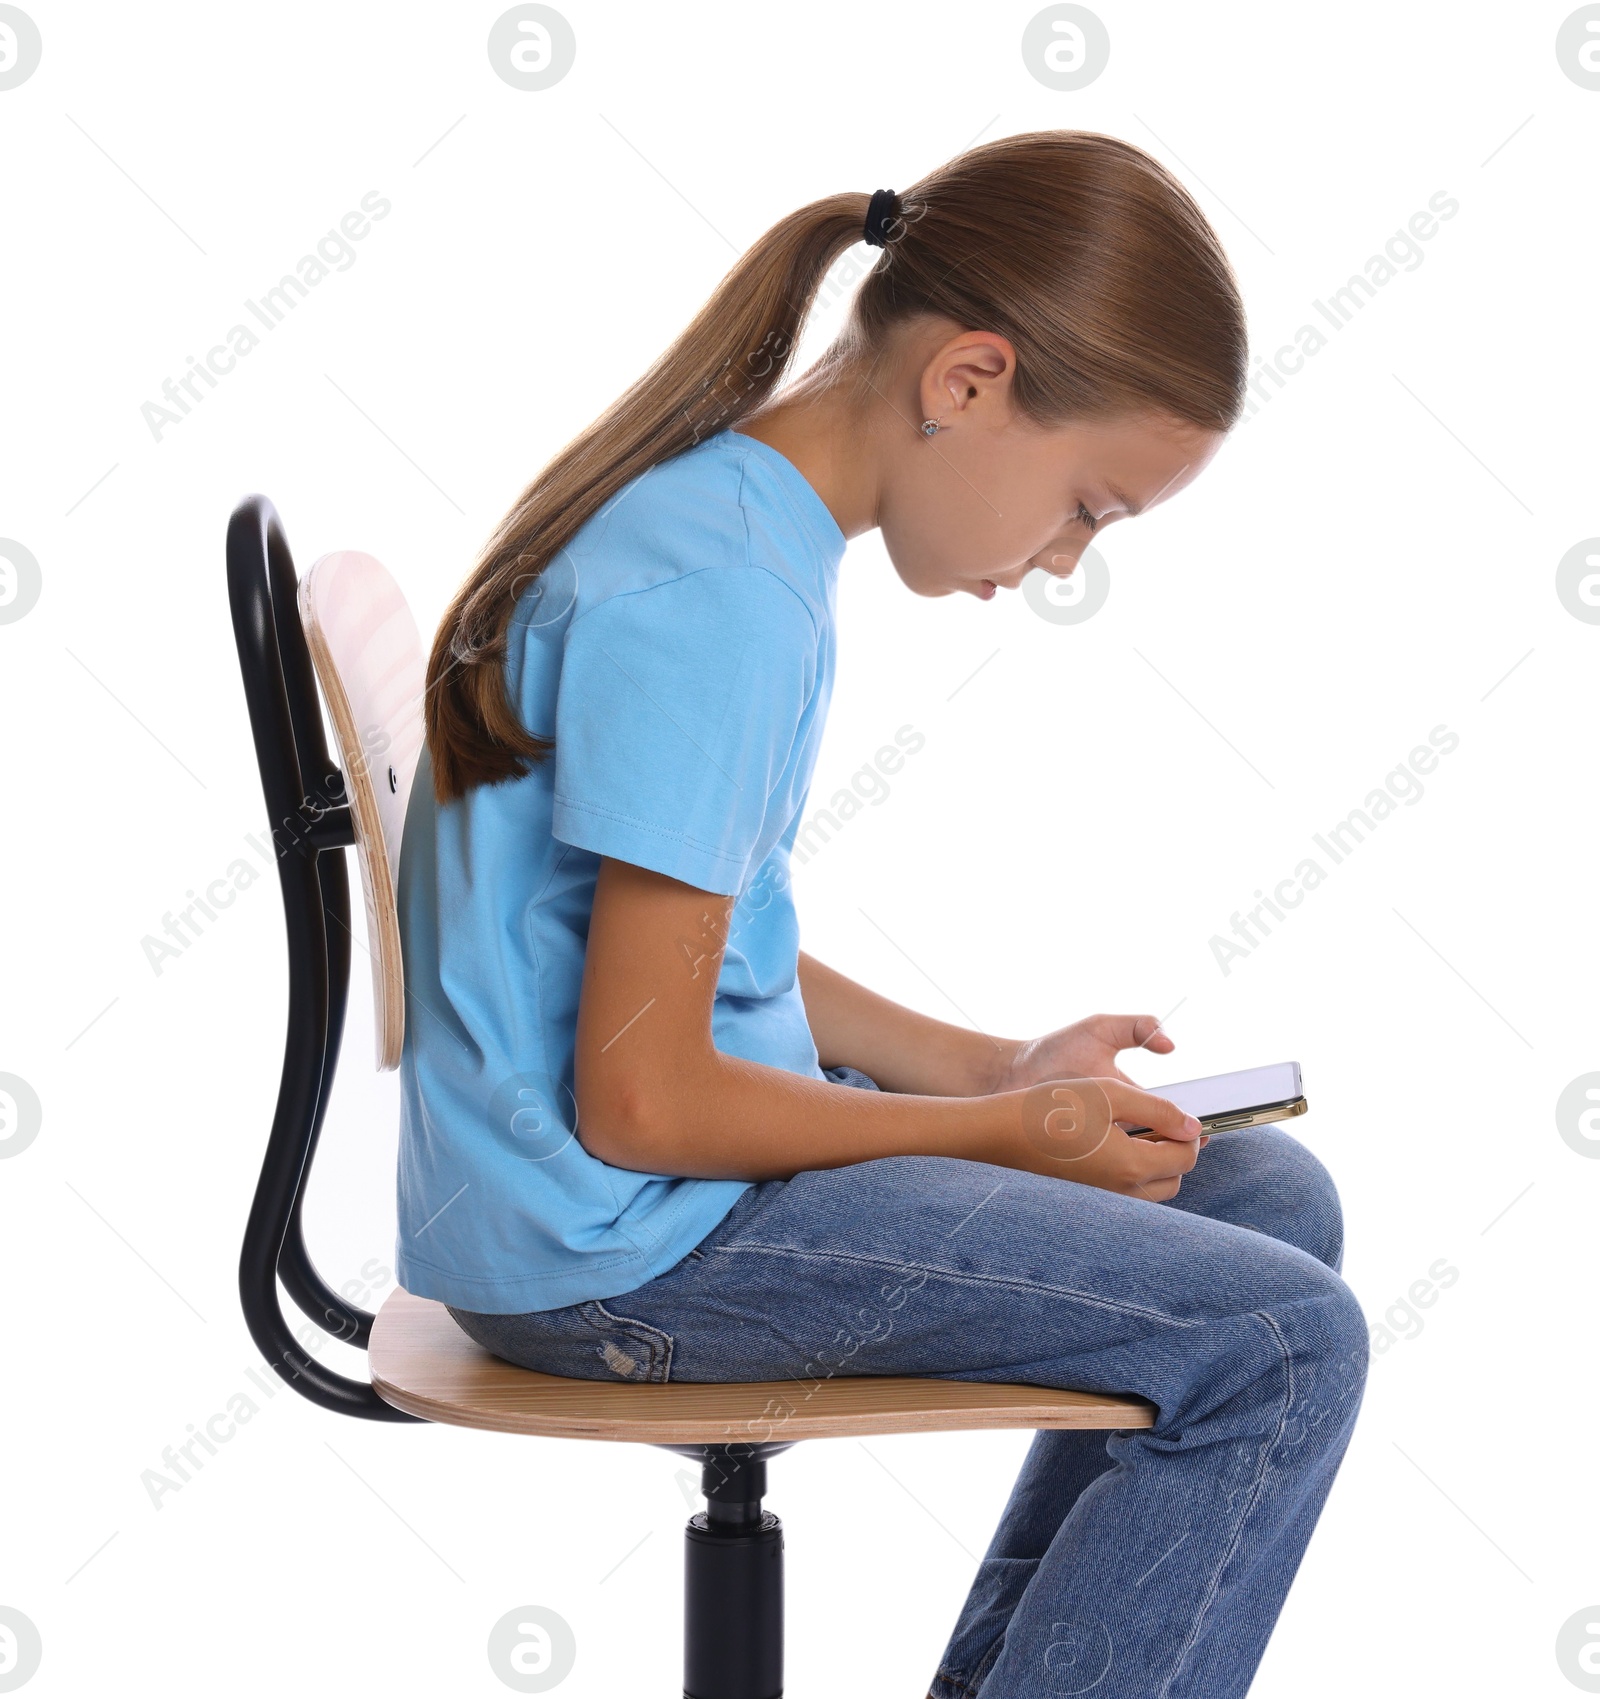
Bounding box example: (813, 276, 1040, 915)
(449, 1067, 1366, 1699)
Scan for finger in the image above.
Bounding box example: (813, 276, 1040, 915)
(1134, 1177, 1184, 1202)
(1136, 1017, 1175, 1054)
(1128, 1132, 1201, 1178)
(1125, 1170, 1188, 1204)
(1098, 1013, 1175, 1054)
(1104, 1081, 1202, 1141)
(1123, 1169, 1193, 1210)
(1127, 1129, 1212, 1150)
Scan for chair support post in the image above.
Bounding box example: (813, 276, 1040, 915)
(683, 1446, 784, 1699)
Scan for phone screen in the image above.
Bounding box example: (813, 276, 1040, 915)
(1149, 1062, 1302, 1122)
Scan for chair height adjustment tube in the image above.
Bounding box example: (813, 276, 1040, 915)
(684, 1447, 783, 1699)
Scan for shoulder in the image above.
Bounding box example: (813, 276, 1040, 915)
(560, 433, 822, 636)
(568, 435, 746, 580)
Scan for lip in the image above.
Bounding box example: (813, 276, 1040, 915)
(978, 579, 997, 600)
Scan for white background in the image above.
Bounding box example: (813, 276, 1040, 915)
(2, 2, 1596, 1694)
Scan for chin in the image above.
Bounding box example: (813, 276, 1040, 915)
(892, 570, 952, 599)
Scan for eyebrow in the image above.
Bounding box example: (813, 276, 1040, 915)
(1109, 459, 1196, 520)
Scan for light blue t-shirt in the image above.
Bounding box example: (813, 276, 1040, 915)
(395, 429, 847, 1313)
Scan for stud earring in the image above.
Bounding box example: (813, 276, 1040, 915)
(920, 419, 941, 436)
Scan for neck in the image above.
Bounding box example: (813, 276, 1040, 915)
(732, 367, 883, 541)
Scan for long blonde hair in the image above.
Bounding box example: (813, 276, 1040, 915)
(426, 129, 1248, 800)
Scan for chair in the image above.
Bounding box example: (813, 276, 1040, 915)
(226, 493, 1155, 1699)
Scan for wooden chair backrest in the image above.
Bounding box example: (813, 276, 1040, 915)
(298, 550, 425, 1069)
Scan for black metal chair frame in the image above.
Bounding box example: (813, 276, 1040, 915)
(227, 494, 788, 1698)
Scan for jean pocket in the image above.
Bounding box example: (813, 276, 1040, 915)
(577, 1300, 674, 1383)
(447, 1300, 675, 1384)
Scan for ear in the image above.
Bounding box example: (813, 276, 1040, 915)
(920, 332, 1016, 424)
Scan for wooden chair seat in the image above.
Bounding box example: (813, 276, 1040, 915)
(369, 1288, 1155, 1443)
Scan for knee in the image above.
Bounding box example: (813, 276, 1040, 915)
(1160, 1261, 1368, 1453)
(1224, 1125, 1346, 1271)
(1300, 1264, 1368, 1373)
(1288, 1267, 1369, 1443)
(1221, 1266, 1369, 1458)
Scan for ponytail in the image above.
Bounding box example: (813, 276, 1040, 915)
(426, 193, 872, 800)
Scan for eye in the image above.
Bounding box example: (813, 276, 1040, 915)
(1075, 501, 1099, 533)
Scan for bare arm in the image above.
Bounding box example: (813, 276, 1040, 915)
(796, 951, 1019, 1096)
(801, 953, 1185, 1103)
(574, 858, 1202, 1195)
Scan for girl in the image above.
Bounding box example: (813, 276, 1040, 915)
(398, 130, 1367, 1699)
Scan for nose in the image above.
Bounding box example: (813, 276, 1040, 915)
(1029, 546, 1082, 579)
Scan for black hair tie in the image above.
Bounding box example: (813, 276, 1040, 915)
(863, 188, 901, 248)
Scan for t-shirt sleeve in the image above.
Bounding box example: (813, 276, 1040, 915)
(550, 567, 818, 896)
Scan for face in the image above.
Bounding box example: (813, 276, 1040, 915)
(875, 325, 1226, 600)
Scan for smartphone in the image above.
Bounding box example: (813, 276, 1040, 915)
(1125, 1062, 1306, 1137)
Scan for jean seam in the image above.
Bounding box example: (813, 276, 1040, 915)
(584, 1299, 675, 1383)
(937, 1626, 1005, 1697)
(705, 1242, 1206, 1330)
(933, 1670, 983, 1699)
(1154, 1305, 1296, 1699)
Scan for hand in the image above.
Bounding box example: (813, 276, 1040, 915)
(995, 1013, 1176, 1094)
(1008, 1076, 1206, 1202)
